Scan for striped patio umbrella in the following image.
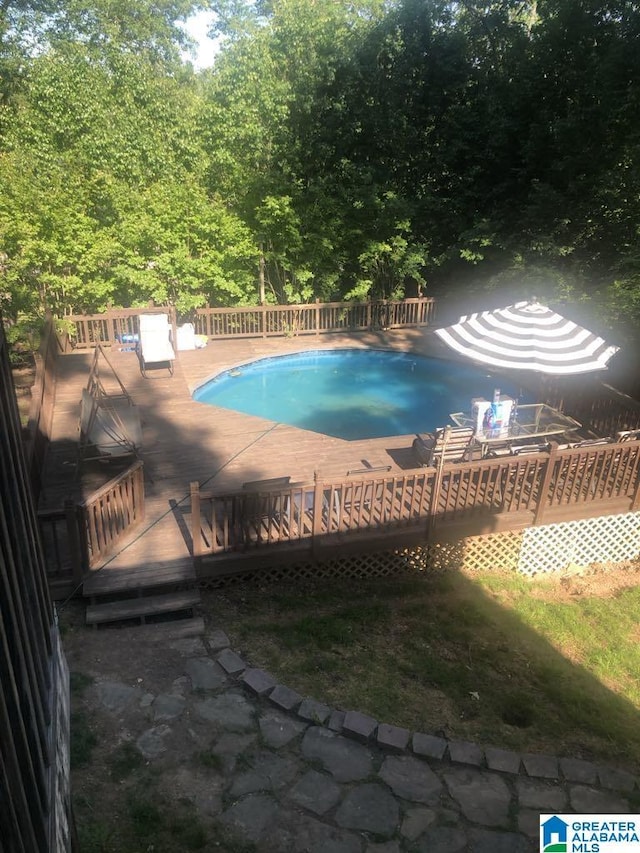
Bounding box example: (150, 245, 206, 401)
(434, 300, 619, 375)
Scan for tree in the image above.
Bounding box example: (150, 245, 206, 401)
(0, 24, 257, 318)
(2, 0, 640, 340)
(200, 0, 393, 302)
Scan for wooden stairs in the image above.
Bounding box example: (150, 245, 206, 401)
(82, 556, 203, 630)
(85, 588, 202, 630)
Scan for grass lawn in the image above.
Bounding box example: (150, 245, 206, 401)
(203, 563, 640, 771)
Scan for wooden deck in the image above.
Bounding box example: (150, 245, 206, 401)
(41, 329, 449, 593)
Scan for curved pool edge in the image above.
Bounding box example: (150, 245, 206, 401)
(190, 345, 526, 442)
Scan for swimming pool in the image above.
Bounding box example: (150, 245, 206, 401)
(193, 349, 527, 441)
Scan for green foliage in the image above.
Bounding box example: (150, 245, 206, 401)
(70, 710, 98, 768)
(107, 178, 255, 311)
(1, 0, 640, 332)
(197, 747, 225, 771)
(2, 316, 41, 364)
(69, 671, 94, 696)
(0, 40, 255, 315)
(109, 742, 144, 781)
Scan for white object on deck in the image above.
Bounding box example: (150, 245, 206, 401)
(176, 323, 196, 351)
(137, 313, 176, 376)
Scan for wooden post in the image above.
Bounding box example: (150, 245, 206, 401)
(311, 471, 325, 547)
(427, 456, 446, 536)
(533, 441, 559, 526)
(190, 482, 202, 558)
(315, 298, 320, 337)
(630, 452, 640, 511)
(427, 426, 453, 535)
(134, 462, 145, 523)
(105, 306, 113, 347)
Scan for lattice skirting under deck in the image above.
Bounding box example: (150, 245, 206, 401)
(198, 511, 640, 588)
(517, 510, 640, 576)
(417, 511, 640, 577)
(198, 548, 411, 589)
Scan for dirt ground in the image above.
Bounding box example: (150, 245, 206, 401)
(482, 560, 640, 599)
(60, 602, 232, 851)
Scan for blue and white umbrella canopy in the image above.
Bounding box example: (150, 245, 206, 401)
(434, 300, 619, 375)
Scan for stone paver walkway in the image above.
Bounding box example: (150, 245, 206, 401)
(87, 627, 638, 852)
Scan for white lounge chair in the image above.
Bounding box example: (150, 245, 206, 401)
(137, 313, 175, 377)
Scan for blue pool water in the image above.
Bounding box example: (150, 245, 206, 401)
(193, 349, 527, 441)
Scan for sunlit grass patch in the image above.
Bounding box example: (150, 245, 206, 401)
(209, 568, 640, 769)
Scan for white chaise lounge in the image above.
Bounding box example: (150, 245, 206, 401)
(137, 313, 175, 377)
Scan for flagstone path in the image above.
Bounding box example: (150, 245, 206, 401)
(68, 620, 638, 853)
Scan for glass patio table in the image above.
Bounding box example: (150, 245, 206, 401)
(449, 403, 581, 456)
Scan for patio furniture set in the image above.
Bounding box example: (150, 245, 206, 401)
(412, 403, 584, 467)
(413, 298, 625, 468)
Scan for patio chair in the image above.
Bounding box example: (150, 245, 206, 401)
(615, 429, 640, 442)
(511, 442, 552, 455)
(569, 437, 613, 448)
(488, 441, 550, 458)
(137, 313, 175, 378)
(412, 426, 475, 467)
(238, 477, 291, 544)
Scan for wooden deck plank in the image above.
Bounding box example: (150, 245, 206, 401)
(81, 558, 197, 595)
(86, 590, 200, 624)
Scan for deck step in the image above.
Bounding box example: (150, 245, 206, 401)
(118, 616, 205, 643)
(86, 589, 201, 627)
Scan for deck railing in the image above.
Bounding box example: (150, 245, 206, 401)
(59, 298, 436, 349)
(61, 306, 177, 351)
(193, 297, 436, 339)
(40, 440, 640, 591)
(39, 462, 146, 593)
(80, 460, 145, 568)
(541, 379, 640, 437)
(190, 440, 640, 563)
